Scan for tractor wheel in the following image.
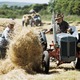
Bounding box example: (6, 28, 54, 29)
(42, 50, 50, 74)
(75, 58, 80, 70)
(40, 31, 47, 51)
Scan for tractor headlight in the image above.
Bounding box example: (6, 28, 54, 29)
(77, 43, 80, 48)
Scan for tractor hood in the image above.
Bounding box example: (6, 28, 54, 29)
(56, 26, 78, 45)
(57, 32, 78, 46)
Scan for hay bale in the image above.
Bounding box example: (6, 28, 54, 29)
(7, 28, 43, 72)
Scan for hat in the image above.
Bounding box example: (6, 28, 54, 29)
(55, 14, 64, 20)
(9, 20, 15, 25)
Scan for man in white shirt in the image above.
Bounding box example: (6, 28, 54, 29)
(0, 21, 15, 58)
(2, 21, 15, 43)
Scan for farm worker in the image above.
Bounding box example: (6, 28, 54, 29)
(0, 20, 15, 58)
(55, 13, 69, 33)
(45, 13, 69, 34)
(27, 15, 33, 26)
(22, 15, 26, 27)
(1, 20, 15, 43)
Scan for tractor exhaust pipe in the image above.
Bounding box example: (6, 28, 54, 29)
(52, 11, 57, 45)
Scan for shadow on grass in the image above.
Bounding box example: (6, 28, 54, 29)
(49, 70, 60, 74)
(58, 67, 75, 71)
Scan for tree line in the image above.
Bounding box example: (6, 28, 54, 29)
(0, 4, 49, 18)
(49, 0, 80, 15)
(0, 0, 80, 19)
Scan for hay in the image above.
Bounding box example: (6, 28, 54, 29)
(1, 69, 40, 80)
(2, 69, 29, 80)
(54, 71, 80, 80)
(7, 28, 43, 72)
(0, 59, 15, 74)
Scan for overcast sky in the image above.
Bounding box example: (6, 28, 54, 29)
(0, 0, 50, 4)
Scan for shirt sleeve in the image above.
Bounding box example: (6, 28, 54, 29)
(2, 29, 10, 42)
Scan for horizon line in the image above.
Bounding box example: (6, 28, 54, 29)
(0, 1, 48, 4)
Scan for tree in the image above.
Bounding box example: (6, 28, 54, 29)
(1, 4, 8, 9)
(72, 1, 80, 15)
(31, 4, 48, 12)
(48, 0, 80, 15)
(48, 0, 55, 13)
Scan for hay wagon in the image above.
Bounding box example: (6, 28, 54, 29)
(22, 14, 42, 27)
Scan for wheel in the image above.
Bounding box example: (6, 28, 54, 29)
(76, 34, 80, 70)
(40, 31, 47, 50)
(42, 42, 47, 51)
(75, 58, 80, 70)
(42, 50, 50, 74)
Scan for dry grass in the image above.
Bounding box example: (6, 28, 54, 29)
(2, 69, 29, 80)
(54, 70, 80, 80)
(0, 18, 14, 27)
(0, 59, 15, 74)
(0, 68, 80, 80)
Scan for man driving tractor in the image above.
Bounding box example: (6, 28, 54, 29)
(46, 13, 69, 34)
(44, 13, 79, 66)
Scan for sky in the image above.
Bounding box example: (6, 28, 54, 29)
(0, 0, 50, 4)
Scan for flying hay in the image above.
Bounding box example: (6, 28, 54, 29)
(7, 28, 43, 72)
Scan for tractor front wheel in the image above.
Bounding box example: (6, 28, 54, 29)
(42, 50, 50, 74)
(75, 58, 80, 70)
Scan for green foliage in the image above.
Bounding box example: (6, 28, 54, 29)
(0, 1, 80, 22)
(39, 9, 52, 21)
(31, 4, 48, 12)
(1, 4, 8, 9)
(39, 9, 49, 15)
(41, 14, 52, 21)
(72, 1, 80, 15)
(0, 4, 48, 18)
(49, 0, 80, 15)
(64, 15, 80, 23)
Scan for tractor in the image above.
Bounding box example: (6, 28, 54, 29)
(39, 14, 80, 74)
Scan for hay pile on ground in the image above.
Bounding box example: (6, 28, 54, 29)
(2, 69, 29, 80)
(7, 27, 43, 73)
(0, 59, 15, 74)
(54, 70, 80, 80)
